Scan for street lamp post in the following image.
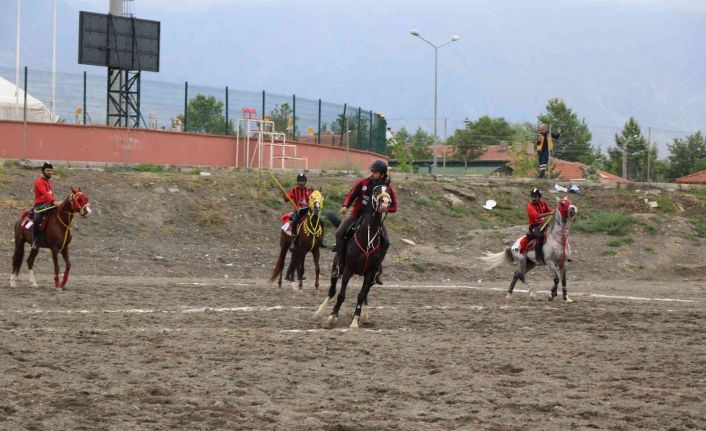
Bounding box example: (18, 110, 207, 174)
(410, 29, 460, 173)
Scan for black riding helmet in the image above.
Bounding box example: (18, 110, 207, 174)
(370, 159, 388, 175)
(41, 162, 54, 171)
(296, 172, 307, 182)
(530, 188, 542, 198)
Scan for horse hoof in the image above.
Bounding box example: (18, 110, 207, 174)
(505, 293, 512, 300)
(548, 296, 554, 302)
(31, 282, 39, 288)
(290, 282, 297, 291)
(529, 290, 535, 298)
(564, 297, 573, 303)
(350, 317, 359, 329)
(327, 315, 338, 328)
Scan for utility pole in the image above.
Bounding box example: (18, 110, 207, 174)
(647, 127, 652, 183)
(443, 117, 447, 168)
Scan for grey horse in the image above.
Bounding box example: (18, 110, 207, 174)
(482, 198, 577, 302)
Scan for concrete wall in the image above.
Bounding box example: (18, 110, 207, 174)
(0, 121, 386, 170)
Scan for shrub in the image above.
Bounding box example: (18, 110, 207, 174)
(574, 211, 634, 236)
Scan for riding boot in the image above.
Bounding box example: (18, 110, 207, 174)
(535, 243, 545, 265)
(32, 225, 41, 250)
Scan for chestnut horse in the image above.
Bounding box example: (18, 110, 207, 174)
(313, 185, 391, 329)
(270, 190, 324, 292)
(11, 188, 91, 289)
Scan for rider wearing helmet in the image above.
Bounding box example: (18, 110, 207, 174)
(30, 162, 56, 250)
(336, 159, 398, 284)
(527, 188, 553, 265)
(282, 172, 312, 237)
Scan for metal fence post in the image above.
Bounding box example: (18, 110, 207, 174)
(262, 90, 265, 120)
(225, 86, 229, 135)
(23, 66, 28, 159)
(184, 81, 188, 132)
(317, 98, 322, 144)
(82, 71, 87, 124)
(357, 107, 362, 149)
(292, 94, 296, 139)
(369, 110, 373, 151)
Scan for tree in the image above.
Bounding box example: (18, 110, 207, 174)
(178, 94, 233, 135)
(665, 132, 706, 180)
(537, 98, 593, 164)
(269, 103, 298, 138)
(448, 115, 514, 162)
(606, 117, 655, 181)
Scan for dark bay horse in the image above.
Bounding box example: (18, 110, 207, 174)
(270, 190, 324, 292)
(313, 185, 391, 329)
(482, 198, 577, 302)
(11, 188, 91, 289)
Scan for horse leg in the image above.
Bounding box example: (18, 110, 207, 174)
(295, 251, 305, 294)
(27, 247, 40, 288)
(312, 247, 321, 292)
(561, 267, 572, 303)
(314, 258, 339, 320)
(547, 262, 559, 301)
(351, 273, 374, 329)
(506, 256, 526, 299)
(524, 260, 536, 298)
(51, 248, 61, 289)
(60, 248, 71, 288)
(328, 268, 352, 328)
(507, 270, 521, 300)
(11, 237, 25, 288)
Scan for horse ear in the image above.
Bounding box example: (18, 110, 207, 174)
(71, 187, 78, 193)
(319, 186, 323, 193)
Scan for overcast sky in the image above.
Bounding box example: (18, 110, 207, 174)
(1, 0, 704, 152)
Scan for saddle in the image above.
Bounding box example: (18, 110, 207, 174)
(512, 232, 547, 254)
(20, 209, 50, 232)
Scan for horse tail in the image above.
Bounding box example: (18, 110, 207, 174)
(480, 247, 514, 270)
(269, 236, 289, 283)
(12, 220, 25, 274)
(325, 211, 341, 228)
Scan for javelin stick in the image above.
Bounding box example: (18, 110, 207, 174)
(267, 169, 297, 210)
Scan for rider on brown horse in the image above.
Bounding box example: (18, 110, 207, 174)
(527, 188, 553, 265)
(30, 162, 56, 250)
(335, 159, 397, 284)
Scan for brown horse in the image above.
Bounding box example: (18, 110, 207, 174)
(313, 185, 391, 329)
(11, 188, 91, 289)
(270, 190, 324, 292)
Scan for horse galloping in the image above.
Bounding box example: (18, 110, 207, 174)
(313, 185, 391, 329)
(11, 188, 92, 289)
(481, 198, 577, 302)
(270, 190, 324, 292)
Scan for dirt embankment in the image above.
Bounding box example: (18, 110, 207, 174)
(1, 164, 705, 284)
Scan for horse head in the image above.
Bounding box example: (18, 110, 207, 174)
(309, 190, 324, 215)
(557, 197, 577, 221)
(69, 187, 92, 217)
(372, 185, 392, 213)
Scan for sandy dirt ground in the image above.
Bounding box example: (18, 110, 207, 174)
(1, 275, 704, 430)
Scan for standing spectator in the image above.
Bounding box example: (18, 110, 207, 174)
(536, 123, 561, 178)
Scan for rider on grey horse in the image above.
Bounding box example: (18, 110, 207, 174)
(527, 188, 553, 265)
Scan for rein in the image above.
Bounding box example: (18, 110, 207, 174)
(302, 209, 323, 252)
(352, 205, 385, 273)
(55, 193, 84, 252)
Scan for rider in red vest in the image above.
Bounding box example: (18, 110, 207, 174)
(527, 188, 553, 264)
(336, 159, 398, 284)
(282, 172, 313, 237)
(31, 162, 55, 250)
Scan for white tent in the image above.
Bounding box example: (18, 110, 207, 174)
(0, 75, 57, 122)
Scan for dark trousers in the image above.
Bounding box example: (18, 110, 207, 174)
(529, 225, 545, 262)
(290, 207, 308, 234)
(537, 149, 549, 178)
